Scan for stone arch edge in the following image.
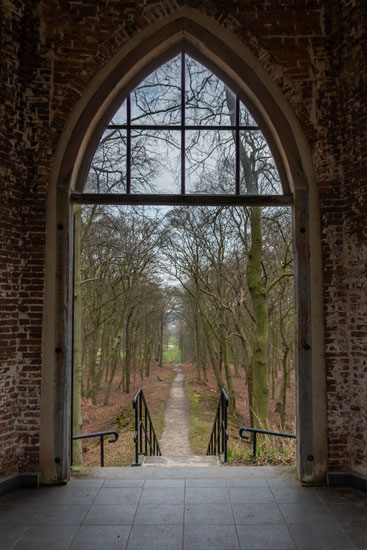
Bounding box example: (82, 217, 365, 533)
(40, 7, 327, 484)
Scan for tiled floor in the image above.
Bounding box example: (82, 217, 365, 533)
(0, 468, 366, 549)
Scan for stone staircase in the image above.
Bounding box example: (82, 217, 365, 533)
(142, 455, 220, 467)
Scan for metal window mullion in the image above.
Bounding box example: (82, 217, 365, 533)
(236, 97, 240, 195)
(181, 51, 185, 195)
(126, 96, 131, 194)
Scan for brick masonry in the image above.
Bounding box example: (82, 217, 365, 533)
(0, 0, 366, 477)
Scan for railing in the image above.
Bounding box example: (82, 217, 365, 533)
(72, 430, 119, 467)
(239, 426, 296, 457)
(132, 388, 161, 466)
(206, 388, 229, 463)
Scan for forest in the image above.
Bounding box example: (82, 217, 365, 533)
(72, 53, 295, 465)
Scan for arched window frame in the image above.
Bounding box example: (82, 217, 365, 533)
(71, 50, 293, 208)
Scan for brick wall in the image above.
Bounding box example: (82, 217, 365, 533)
(0, 0, 366, 477)
(320, 1, 367, 474)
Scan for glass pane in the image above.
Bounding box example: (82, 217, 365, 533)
(85, 129, 126, 193)
(240, 130, 282, 194)
(185, 55, 234, 126)
(186, 130, 236, 194)
(130, 55, 181, 126)
(239, 101, 258, 127)
(110, 100, 127, 125)
(131, 129, 181, 194)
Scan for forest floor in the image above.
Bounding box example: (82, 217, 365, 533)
(78, 361, 296, 468)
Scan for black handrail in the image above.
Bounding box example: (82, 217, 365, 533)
(132, 388, 161, 466)
(239, 426, 296, 457)
(72, 430, 119, 467)
(206, 388, 229, 463)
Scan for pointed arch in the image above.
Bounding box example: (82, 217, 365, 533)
(41, 9, 326, 485)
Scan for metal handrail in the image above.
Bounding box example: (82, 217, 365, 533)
(132, 388, 161, 466)
(239, 426, 296, 457)
(72, 430, 119, 467)
(206, 388, 229, 463)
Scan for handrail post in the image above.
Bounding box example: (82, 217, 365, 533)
(253, 431, 257, 458)
(100, 435, 104, 467)
(139, 393, 142, 455)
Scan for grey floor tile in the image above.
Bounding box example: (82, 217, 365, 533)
(288, 523, 353, 549)
(272, 487, 320, 504)
(68, 479, 104, 488)
(134, 504, 184, 524)
(184, 524, 239, 549)
(103, 479, 144, 488)
(1, 488, 56, 506)
(279, 502, 336, 524)
(70, 525, 130, 549)
(229, 487, 274, 504)
(13, 525, 79, 550)
(185, 487, 229, 504)
(342, 523, 367, 548)
(236, 524, 295, 549)
(49, 487, 99, 505)
(33, 503, 90, 525)
(184, 503, 234, 524)
(127, 524, 183, 549)
(94, 487, 141, 505)
(326, 502, 367, 524)
(83, 504, 136, 525)
(144, 479, 185, 488)
(0, 524, 27, 549)
(232, 502, 285, 524)
(0, 504, 44, 525)
(140, 487, 184, 504)
(186, 478, 226, 487)
(226, 478, 268, 488)
(267, 478, 300, 489)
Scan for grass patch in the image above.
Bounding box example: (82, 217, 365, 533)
(185, 377, 217, 455)
(162, 345, 181, 363)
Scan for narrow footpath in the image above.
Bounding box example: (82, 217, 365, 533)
(159, 364, 193, 456)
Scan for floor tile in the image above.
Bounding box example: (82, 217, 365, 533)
(0, 504, 44, 525)
(236, 523, 295, 549)
(127, 524, 182, 549)
(0, 524, 27, 549)
(288, 523, 354, 549)
(186, 478, 226, 487)
(139, 487, 184, 504)
(341, 523, 367, 548)
(229, 487, 274, 503)
(184, 503, 234, 524)
(33, 504, 90, 525)
(83, 504, 136, 525)
(103, 479, 144, 488)
(272, 487, 320, 504)
(226, 478, 268, 488)
(144, 479, 185, 488)
(70, 525, 130, 549)
(49, 487, 99, 505)
(184, 523, 239, 549)
(134, 504, 184, 524)
(94, 488, 141, 505)
(325, 502, 367, 524)
(185, 487, 229, 504)
(279, 502, 336, 524)
(232, 502, 285, 524)
(267, 478, 300, 489)
(13, 525, 79, 550)
(68, 479, 104, 488)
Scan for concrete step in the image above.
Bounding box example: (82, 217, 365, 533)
(142, 455, 221, 467)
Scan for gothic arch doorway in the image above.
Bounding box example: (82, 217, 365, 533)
(41, 11, 326, 485)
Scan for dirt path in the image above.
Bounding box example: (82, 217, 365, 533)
(159, 364, 193, 456)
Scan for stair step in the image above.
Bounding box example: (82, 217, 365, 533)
(142, 455, 221, 467)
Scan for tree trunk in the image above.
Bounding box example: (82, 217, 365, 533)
(246, 206, 269, 430)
